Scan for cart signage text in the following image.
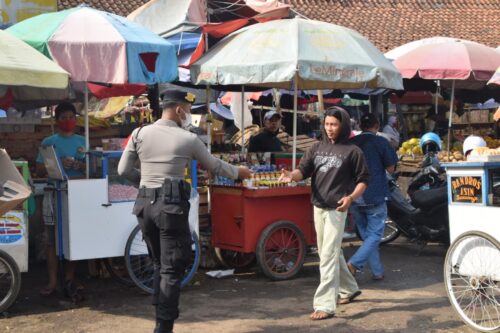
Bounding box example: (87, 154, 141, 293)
(450, 176, 482, 204)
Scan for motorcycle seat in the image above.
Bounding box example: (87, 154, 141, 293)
(411, 186, 447, 209)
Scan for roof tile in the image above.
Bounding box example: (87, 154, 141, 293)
(284, 0, 500, 51)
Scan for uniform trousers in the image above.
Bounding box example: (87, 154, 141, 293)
(133, 194, 191, 322)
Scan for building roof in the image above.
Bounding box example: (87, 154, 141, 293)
(58, 0, 149, 17)
(283, 0, 500, 52)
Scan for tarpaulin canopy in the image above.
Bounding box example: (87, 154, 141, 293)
(127, 0, 289, 38)
(0, 29, 69, 109)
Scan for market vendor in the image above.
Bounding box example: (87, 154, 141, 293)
(118, 89, 251, 333)
(382, 115, 400, 150)
(280, 106, 369, 321)
(248, 109, 284, 152)
(36, 102, 85, 300)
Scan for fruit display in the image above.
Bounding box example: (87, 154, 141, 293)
(484, 136, 500, 149)
(437, 151, 465, 162)
(398, 138, 422, 156)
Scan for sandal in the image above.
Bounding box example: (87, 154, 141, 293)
(64, 280, 85, 303)
(40, 286, 57, 297)
(339, 290, 362, 305)
(310, 310, 334, 321)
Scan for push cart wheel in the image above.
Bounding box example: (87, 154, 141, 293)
(444, 231, 500, 333)
(214, 248, 256, 270)
(355, 217, 401, 245)
(0, 249, 21, 313)
(103, 257, 135, 287)
(125, 225, 201, 294)
(256, 221, 306, 281)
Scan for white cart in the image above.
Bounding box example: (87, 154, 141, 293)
(53, 150, 200, 293)
(443, 161, 500, 333)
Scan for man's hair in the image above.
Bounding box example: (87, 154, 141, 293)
(55, 102, 76, 119)
(161, 101, 188, 112)
(360, 113, 380, 131)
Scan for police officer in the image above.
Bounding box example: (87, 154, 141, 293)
(118, 90, 251, 333)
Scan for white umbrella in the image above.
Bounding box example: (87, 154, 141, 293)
(191, 18, 403, 166)
(0, 30, 70, 109)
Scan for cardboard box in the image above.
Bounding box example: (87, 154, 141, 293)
(0, 149, 31, 216)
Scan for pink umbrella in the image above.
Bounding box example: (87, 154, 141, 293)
(393, 39, 500, 155)
(488, 67, 500, 86)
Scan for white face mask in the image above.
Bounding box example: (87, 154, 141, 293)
(181, 111, 192, 128)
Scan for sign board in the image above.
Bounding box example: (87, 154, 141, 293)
(450, 176, 483, 204)
(0, 210, 28, 272)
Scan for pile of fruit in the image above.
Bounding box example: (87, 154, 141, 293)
(437, 151, 465, 162)
(398, 138, 422, 156)
(485, 136, 500, 149)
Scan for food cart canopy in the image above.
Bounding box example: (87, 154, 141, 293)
(190, 18, 404, 90)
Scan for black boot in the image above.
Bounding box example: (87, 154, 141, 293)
(153, 319, 173, 333)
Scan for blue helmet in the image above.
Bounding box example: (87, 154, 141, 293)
(420, 132, 442, 153)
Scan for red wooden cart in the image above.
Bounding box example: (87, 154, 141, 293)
(211, 185, 315, 280)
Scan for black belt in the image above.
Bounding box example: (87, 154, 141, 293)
(138, 180, 190, 203)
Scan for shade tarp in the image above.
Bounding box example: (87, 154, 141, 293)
(191, 18, 403, 90)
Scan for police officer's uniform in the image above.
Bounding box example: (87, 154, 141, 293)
(118, 90, 240, 333)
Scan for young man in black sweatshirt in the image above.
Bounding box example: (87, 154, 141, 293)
(280, 107, 369, 320)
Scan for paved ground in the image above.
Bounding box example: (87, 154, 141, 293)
(2, 239, 473, 333)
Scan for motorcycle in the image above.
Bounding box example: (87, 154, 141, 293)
(386, 153, 450, 250)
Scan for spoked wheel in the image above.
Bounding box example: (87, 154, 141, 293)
(214, 248, 256, 270)
(125, 225, 201, 294)
(256, 221, 306, 280)
(355, 217, 401, 245)
(444, 231, 500, 333)
(0, 249, 21, 313)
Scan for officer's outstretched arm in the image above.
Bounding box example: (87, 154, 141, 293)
(192, 137, 239, 180)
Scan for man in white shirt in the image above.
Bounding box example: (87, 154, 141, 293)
(382, 116, 400, 150)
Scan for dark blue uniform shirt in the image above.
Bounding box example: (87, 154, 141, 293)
(350, 132, 398, 205)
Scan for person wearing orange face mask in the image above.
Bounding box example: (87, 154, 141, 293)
(36, 102, 85, 300)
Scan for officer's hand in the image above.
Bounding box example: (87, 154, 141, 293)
(278, 169, 293, 183)
(238, 166, 252, 179)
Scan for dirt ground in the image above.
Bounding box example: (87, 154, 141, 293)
(2, 239, 473, 333)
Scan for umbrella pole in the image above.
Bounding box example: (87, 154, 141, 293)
(241, 85, 245, 154)
(292, 72, 298, 169)
(206, 85, 212, 153)
(84, 83, 90, 178)
(446, 80, 455, 160)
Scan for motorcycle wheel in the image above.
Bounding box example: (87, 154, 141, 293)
(355, 217, 401, 245)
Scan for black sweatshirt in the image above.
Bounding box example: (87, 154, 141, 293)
(298, 110, 369, 209)
(248, 129, 283, 152)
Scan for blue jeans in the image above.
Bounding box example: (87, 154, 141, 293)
(348, 203, 387, 277)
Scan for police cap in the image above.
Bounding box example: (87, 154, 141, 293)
(160, 89, 196, 104)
